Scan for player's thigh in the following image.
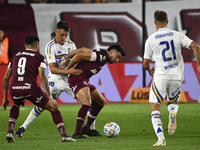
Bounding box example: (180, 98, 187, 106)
(149, 78, 167, 104)
(167, 80, 181, 103)
(76, 87, 91, 106)
(28, 87, 49, 108)
(90, 89, 106, 107)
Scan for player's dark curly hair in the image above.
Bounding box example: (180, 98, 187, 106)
(57, 21, 70, 32)
(26, 34, 39, 47)
(107, 44, 126, 56)
(154, 10, 168, 23)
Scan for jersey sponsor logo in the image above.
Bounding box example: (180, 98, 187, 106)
(164, 62, 178, 70)
(155, 32, 174, 39)
(13, 94, 31, 99)
(12, 83, 31, 90)
(21, 51, 35, 57)
(18, 76, 24, 81)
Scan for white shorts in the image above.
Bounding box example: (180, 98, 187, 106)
(149, 78, 181, 104)
(48, 76, 75, 100)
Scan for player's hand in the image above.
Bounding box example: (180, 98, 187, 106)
(65, 67, 82, 75)
(2, 99, 9, 111)
(149, 67, 155, 77)
(59, 58, 67, 68)
(49, 97, 59, 111)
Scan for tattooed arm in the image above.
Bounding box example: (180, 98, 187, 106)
(38, 67, 51, 97)
(2, 67, 12, 111)
(38, 66, 59, 111)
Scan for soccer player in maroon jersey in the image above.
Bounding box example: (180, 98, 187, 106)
(61, 44, 126, 138)
(2, 34, 81, 143)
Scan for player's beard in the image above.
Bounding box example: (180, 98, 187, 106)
(107, 57, 115, 64)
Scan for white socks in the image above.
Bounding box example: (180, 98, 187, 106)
(167, 104, 179, 114)
(21, 106, 44, 129)
(151, 111, 165, 141)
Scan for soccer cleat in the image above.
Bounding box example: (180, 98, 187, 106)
(61, 136, 76, 142)
(6, 133, 15, 143)
(72, 133, 87, 139)
(91, 129, 102, 137)
(81, 127, 95, 136)
(153, 139, 166, 146)
(168, 110, 176, 135)
(15, 127, 26, 138)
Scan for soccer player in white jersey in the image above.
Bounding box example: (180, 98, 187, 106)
(143, 10, 200, 146)
(15, 21, 101, 138)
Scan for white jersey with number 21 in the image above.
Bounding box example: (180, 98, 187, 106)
(144, 28, 193, 81)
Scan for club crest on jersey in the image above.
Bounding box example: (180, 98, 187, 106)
(49, 56, 52, 60)
(100, 55, 106, 62)
(68, 48, 71, 53)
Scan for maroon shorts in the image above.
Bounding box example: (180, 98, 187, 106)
(10, 86, 49, 107)
(68, 76, 96, 96)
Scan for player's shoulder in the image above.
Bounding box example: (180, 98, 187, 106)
(65, 38, 75, 45)
(94, 48, 107, 52)
(46, 39, 56, 48)
(45, 39, 57, 54)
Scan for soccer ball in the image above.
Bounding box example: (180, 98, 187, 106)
(103, 122, 120, 138)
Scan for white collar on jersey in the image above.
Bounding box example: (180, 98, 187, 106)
(158, 27, 167, 31)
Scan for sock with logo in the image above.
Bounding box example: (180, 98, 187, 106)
(21, 106, 44, 130)
(151, 111, 165, 141)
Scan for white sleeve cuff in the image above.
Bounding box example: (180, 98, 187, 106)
(90, 52, 97, 61)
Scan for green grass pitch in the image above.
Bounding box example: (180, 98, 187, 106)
(0, 103, 200, 150)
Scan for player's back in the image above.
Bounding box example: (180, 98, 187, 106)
(10, 49, 44, 88)
(147, 28, 192, 80)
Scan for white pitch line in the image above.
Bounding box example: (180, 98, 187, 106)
(0, 107, 28, 110)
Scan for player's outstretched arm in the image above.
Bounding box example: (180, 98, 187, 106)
(2, 67, 12, 111)
(49, 62, 82, 75)
(190, 41, 200, 78)
(60, 47, 93, 68)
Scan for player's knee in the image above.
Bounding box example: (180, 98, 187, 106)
(101, 99, 106, 107)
